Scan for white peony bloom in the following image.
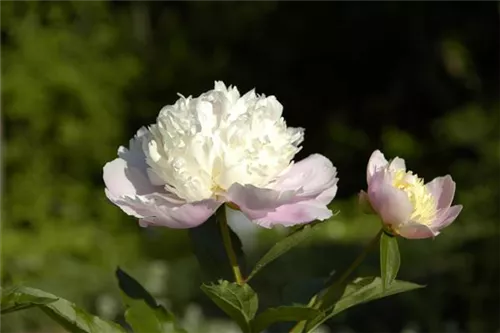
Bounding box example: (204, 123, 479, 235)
(103, 82, 338, 229)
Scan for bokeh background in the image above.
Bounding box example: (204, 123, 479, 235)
(2, 2, 499, 333)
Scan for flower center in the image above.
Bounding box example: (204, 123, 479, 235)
(142, 82, 304, 202)
(392, 169, 436, 226)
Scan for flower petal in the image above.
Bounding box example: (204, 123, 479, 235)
(358, 190, 375, 214)
(104, 158, 157, 197)
(118, 127, 150, 170)
(107, 191, 221, 229)
(226, 154, 338, 227)
(367, 170, 413, 227)
(314, 185, 339, 206)
(103, 127, 159, 197)
(367, 150, 389, 184)
(271, 154, 338, 199)
(226, 183, 297, 215)
(252, 200, 333, 228)
(433, 204, 462, 231)
(397, 221, 438, 239)
(426, 175, 456, 210)
(388, 157, 406, 172)
(103, 127, 216, 229)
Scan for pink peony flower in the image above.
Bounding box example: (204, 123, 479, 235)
(103, 82, 338, 229)
(360, 150, 462, 239)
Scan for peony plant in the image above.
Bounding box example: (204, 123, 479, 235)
(1, 82, 462, 333)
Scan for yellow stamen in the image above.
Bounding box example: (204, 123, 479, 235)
(392, 169, 436, 226)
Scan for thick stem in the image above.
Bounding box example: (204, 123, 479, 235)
(217, 206, 244, 285)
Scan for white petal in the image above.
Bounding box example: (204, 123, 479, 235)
(388, 157, 406, 171)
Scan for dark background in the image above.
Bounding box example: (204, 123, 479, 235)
(2, 2, 499, 333)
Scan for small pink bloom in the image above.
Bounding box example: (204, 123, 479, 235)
(361, 150, 462, 239)
(103, 82, 338, 229)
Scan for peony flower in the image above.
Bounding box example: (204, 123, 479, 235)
(103, 82, 338, 229)
(360, 150, 462, 239)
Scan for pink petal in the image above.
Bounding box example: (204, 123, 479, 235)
(367, 150, 388, 184)
(253, 200, 333, 228)
(314, 184, 339, 206)
(226, 183, 297, 216)
(433, 204, 462, 231)
(107, 191, 221, 229)
(425, 175, 456, 210)
(271, 154, 338, 199)
(367, 170, 413, 227)
(397, 221, 438, 239)
(358, 190, 375, 214)
(226, 154, 338, 227)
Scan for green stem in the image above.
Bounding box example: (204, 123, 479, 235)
(217, 206, 244, 285)
(315, 228, 384, 308)
(290, 228, 383, 333)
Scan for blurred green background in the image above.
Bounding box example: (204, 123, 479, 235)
(2, 2, 499, 333)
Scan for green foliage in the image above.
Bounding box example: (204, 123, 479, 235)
(2, 275, 422, 333)
(251, 306, 321, 333)
(247, 221, 329, 282)
(201, 281, 258, 333)
(306, 277, 424, 332)
(2, 1, 143, 309)
(1, 272, 189, 333)
(380, 232, 401, 289)
(1, 286, 126, 333)
(116, 267, 159, 308)
(116, 268, 186, 333)
(1, 286, 58, 314)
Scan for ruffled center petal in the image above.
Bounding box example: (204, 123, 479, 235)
(141, 82, 304, 202)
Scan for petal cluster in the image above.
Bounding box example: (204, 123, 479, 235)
(362, 150, 462, 239)
(103, 82, 339, 228)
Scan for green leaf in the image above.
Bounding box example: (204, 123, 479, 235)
(201, 280, 258, 333)
(124, 300, 180, 333)
(116, 267, 157, 308)
(251, 306, 321, 333)
(247, 221, 326, 282)
(329, 277, 423, 316)
(380, 232, 400, 289)
(116, 268, 186, 333)
(189, 210, 246, 282)
(307, 277, 424, 331)
(1, 286, 58, 314)
(1, 286, 126, 333)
